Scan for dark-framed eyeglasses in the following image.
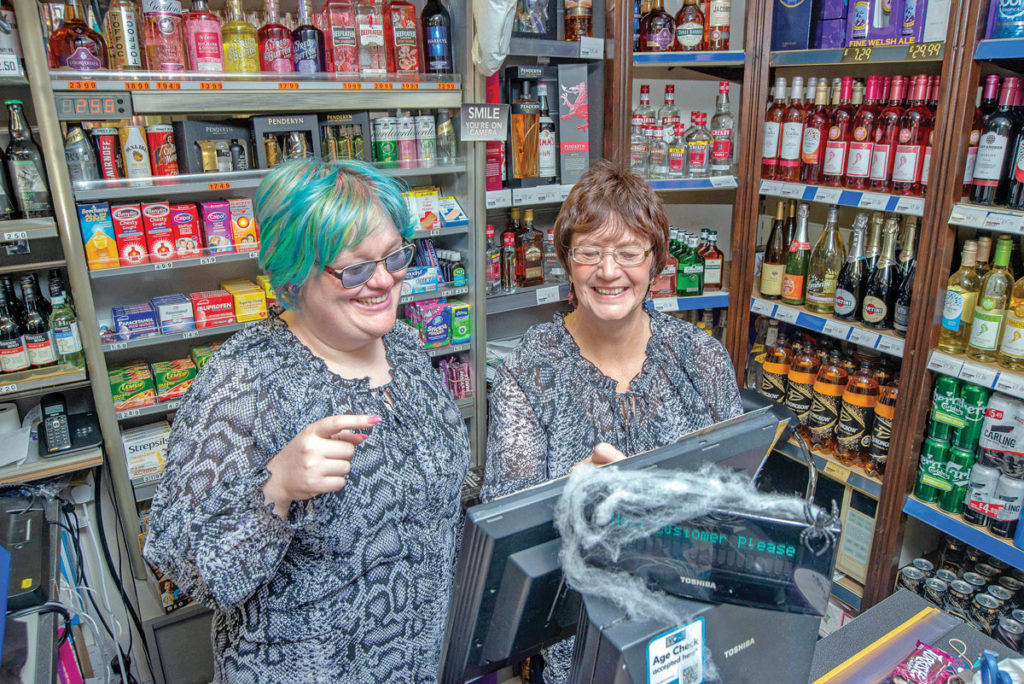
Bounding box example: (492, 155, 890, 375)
(322, 240, 416, 289)
(569, 245, 652, 267)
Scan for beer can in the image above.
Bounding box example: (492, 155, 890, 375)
(986, 584, 1013, 610)
(396, 111, 417, 169)
(912, 558, 935, 577)
(373, 116, 398, 164)
(964, 461, 1002, 525)
(939, 536, 966, 575)
(988, 557, 1011, 572)
(954, 384, 992, 449)
(997, 617, 1024, 653)
(896, 566, 926, 594)
(975, 562, 1001, 580)
(924, 577, 948, 606)
(971, 593, 1001, 635)
(91, 128, 122, 180)
(929, 375, 962, 441)
(999, 575, 1023, 599)
(264, 135, 282, 168)
(964, 544, 984, 566)
(963, 571, 988, 592)
(915, 437, 950, 502)
(146, 125, 179, 176)
(947, 579, 974, 617)
(939, 447, 975, 513)
(1012, 568, 1024, 583)
(936, 568, 958, 585)
(991, 474, 1024, 538)
(1012, 607, 1024, 623)
(979, 394, 1024, 471)
(414, 113, 437, 167)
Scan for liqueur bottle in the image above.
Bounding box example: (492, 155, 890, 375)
(103, 0, 145, 70)
(640, 0, 674, 52)
(50, 0, 108, 69)
(185, 0, 224, 72)
(222, 0, 259, 72)
(258, 0, 293, 72)
(142, 0, 188, 70)
(292, 0, 326, 72)
(673, 0, 704, 51)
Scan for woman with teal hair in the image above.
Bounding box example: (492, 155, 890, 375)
(143, 159, 471, 682)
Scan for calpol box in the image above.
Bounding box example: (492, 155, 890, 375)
(141, 202, 175, 262)
(110, 203, 149, 265)
(169, 203, 203, 258)
(77, 202, 120, 270)
(190, 289, 236, 328)
(200, 201, 235, 254)
(227, 198, 259, 251)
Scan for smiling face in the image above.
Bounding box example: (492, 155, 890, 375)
(292, 215, 407, 352)
(569, 216, 654, 323)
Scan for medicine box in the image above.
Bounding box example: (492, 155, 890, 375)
(121, 420, 170, 483)
(151, 359, 197, 402)
(141, 201, 175, 262)
(190, 290, 236, 328)
(255, 275, 276, 306)
(149, 293, 195, 334)
(109, 365, 156, 411)
(111, 303, 158, 340)
(438, 197, 469, 227)
(402, 187, 440, 231)
(227, 198, 259, 251)
(77, 202, 120, 270)
(220, 279, 267, 322)
(401, 266, 441, 295)
(168, 203, 203, 258)
(110, 203, 148, 265)
(189, 341, 221, 370)
(199, 201, 235, 254)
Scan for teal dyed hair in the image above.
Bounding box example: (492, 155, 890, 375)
(255, 158, 416, 310)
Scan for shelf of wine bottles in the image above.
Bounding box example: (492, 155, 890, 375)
(778, 438, 882, 498)
(101, 321, 248, 353)
(903, 496, 1024, 572)
(751, 296, 906, 357)
(651, 291, 730, 312)
(485, 185, 574, 211)
(949, 203, 1024, 235)
(0, 364, 88, 399)
(0, 219, 58, 242)
(632, 51, 746, 67)
(759, 180, 926, 217)
(927, 351, 1024, 400)
(769, 43, 944, 67)
(975, 39, 1024, 61)
(647, 177, 738, 191)
(487, 284, 570, 316)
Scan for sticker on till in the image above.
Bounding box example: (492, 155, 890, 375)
(647, 618, 704, 684)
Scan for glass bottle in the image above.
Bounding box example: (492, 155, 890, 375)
(800, 78, 829, 185)
(893, 217, 916, 337)
(846, 76, 881, 189)
(834, 213, 868, 322)
(999, 267, 1024, 370)
(63, 124, 100, 183)
(976, 235, 993, 279)
(823, 76, 855, 187)
(868, 380, 898, 477)
(1, 277, 24, 329)
(143, 0, 188, 70)
(706, 0, 729, 50)
(685, 112, 712, 178)
(658, 84, 680, 146)
(383, 0, 420, 76)
(677, 235, 705, 296)
(836, 361, 880, 466)
(807, 349, 849, 452)
(258, 0, 294, 72)
(786, 342, 821, 434)
(760, 200, 787, 299)
(421, 0, 452, 74)
(104, 0, 145, 70)
(861, 216, 900, 329)
(485, 224, 501, 295)
(762, 76, 787, 180)
(806, 205, 846, 314)
(20, 280, 55, 369)
(710, 80, 734, 175)
(511, 81, 540, 179)
(863, 211, 883, 277)
(674, 0, 704, 51)
(185, 0, 223, 71)
(630, 123, 650, 177)
(519, 210, 544, 287)
(293, 0, 326, 72)
(355, 0, 386, 77)
(869, 75, 906, 192)
(50, 0, 108, 69)
(324, 0, 358, 73)
(969, 75, 1002, 195)
(501, 232, 518, 294)
(537, 83, 558, 180)
(703, 231, 724, 291)
(222, 0, 259, 73)
(780, 202, 811, 306)
(49, 294, 84, 369)
(973, 78, 1021, 205)
(543, 228, 566, 284)
(5, 101, 51, 220)
(892, 75, 935, 197)
(0, 149, 14, 221)
(968, 236, 1015, 362)
(937, 240, 981, 355)
(0, 285, 27, 374)
(647, 124, 669, 178)
(759, 334, 792, 404)
(435, 111, 455, 163)
(666, 123, 685, 179)
(778, 76, 805, 182)
(640, 0, 674, 52)
(565, 1, 592, 41)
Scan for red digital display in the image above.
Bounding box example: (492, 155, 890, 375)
(56, 95, 128, 120)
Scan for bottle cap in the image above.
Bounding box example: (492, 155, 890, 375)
(503, 232, 515, 246)
(486, 224, 495, 237)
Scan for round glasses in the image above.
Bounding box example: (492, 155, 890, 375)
(570, 245, 652, 267)
(323, 241, 416, 289)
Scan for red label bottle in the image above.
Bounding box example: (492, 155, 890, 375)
(323, 0, 358, 73)
(258, 0, 294, 72)
(822, 76, 855, 187)
(870, 75, 906, 192)
(846, 75, 881, 189)
(892, 75, 934, 197)
(800, 79, 829, 185)
(384, 0, 420, 76)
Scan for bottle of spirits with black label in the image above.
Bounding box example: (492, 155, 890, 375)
(20, 278, 55, 369)
(292, 0, 325, 72)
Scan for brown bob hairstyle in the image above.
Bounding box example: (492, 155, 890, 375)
(553, 160, 669, 281)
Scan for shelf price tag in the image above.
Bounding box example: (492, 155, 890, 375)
(208, 181, 230, 191)
(248, 251, 259, 259)
(124, 81, 149, 90)
(653, 297, 678, 312)
(536, 285, 561, 306)
(155, 81, 181, 90)
(774, 305, 799, 324)
(760, 180, 783, 196)
(373, 82, 394, 89)
(400, 82, 419, 90)
(342, 82, 362, 90)
(68, 81, 97, 90)
(119, 408, 140, 419)
(822, 320, 850, 340)
(894, 197, 925, 215)
(181, 330, 199, 339)
(841, 46, 874, 62)
(814, 187, 842, 204)
(780, 183, 805, 198)
(2, 231, 28, 242)
(983, 212, 1024, 234)
(438, 82, 456, 90)
(558, 185, 572, 200)
(579, 36, 604, 59)
(750, 298, 775, 317)
(959, 363, 998, 388)
(848, 327, 878, 347)
(153, 261, 173, 271)
(107, 342, 128, 351)
(928, 352, 964, 376)
(949, 204, 988, 227)
(907, 41, 942, 60)
(200, 81, 223, 90)
(859, 193, 889, 210)
(876, 336, 905, 356)
(822, 460, 851, 483)
(996, 373, 1024, 397)
(709, 175, 736, 188)
(0, 383, 16, 394)
(278, 82, 299, 90)
(199, 256, 217, 265)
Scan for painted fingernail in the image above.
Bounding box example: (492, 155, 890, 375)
(368, 416, 382, 426)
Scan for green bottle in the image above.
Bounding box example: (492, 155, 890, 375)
(677, 235, 705, 296)
(968, 235, 1014, 363)
(49, 294, 85, 368)
(781, 202, 811, 306)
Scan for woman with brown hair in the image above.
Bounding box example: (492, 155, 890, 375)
(481, 160, 742, 682)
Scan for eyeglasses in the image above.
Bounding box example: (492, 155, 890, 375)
(323, 241, 416, 289)
(570, 245, 652, 267)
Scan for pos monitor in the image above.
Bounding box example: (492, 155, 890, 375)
(439, 403, 833, 684)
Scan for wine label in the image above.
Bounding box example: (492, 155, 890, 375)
(823, 140, 848, 176)
(1000, 312, 1024, 359)
(969, 305, 1005, 351)
(780, 273, 805, 301)
(846, 141, 873, 178)
(760, 264, 784, 296)
(808, 381, 845, 436)
(709, 0, 730, 26)
(870, 400, 895, 457)
(53, 322, 83, 355)
(704, 258, 722, 285)
(0, 338, 29, 373)
(974, 132, 1009, 184)
(965, 145, 979, 184)
(869, 143, 892, 182)
(23, 333, 55, 367)
(834, 287, 858, 317)
(837, 392, 878, 451)
(894, 301, 911, 332)
(942, 289, 977, 331)
(862, 295, 888, 323)
(892, 145, 921, 183)
(760, 361, 789, 403)
(779, 122, 803, 165)
(806, 274, 838, 306)
(801, 127, 822, 164)
(1013, 138, 1024, 183)
(785, 371, 816, 422)
(762, 122, 781, 161)
(921, 145, 933, 185)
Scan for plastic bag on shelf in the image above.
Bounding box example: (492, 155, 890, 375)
(472, 0, 515, 76)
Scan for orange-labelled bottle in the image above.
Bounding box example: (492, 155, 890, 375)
(786, 342, 821, 436)
(759, 335, 792, 404)
(835, 360, 880, 466)
(807, 350, 849, 452)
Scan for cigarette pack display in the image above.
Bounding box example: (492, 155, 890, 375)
(189, 341, 222, 370)
(402, 187, 440, 231)
(121, 420, 170, 482)
(109, 366, 157, 411)
(227, 198, 259, 251)
(77, 202, 120, 270)
(557, 63, 591, 186)
(171, 120, 252, 174)
(190, 290, 236, 328)
(251, 114, 322, 169)
(220, 279, 267, 322)
(149, 293, 196, 334)
(438, 196, 469, 227)
(151, 359, 197, 402)
(141, 202, 175, 262)
(168, 203, 203, 258)
(111, 303, 159, 340)
(199, 201, 235, 254)
(110, 203, 149, 265)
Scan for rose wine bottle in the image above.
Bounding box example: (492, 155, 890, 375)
(965, 76, 1001, 196)
(869, 75, 906, 192)
(777, 76, 805, 182)
(761, 76, 787, 180)
(800, 78, 829, 185)
(822, 76, 855, 187)
(846, 76, 880, 190)
(892, 75, 934, 197)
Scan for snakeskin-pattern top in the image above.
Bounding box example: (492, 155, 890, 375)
(143, 313, 470, 683)
(481, 310, 743, 684)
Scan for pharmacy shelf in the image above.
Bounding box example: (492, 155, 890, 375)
(413, 225, 469, 239)
(427, 342, 471, 358)
(903, 496, 1024, 571)
(90, 249, 259, 279)
(487, 283, 570, 315)
(399, 285, 469, 305)
(0, 259, 66, 276)
(485, 185, 574, 210)
(508, 37, 604, 60)
(0, 364, 88, 399)
(926, 350, 1024, 399)
(50, 72, 463, 114)
(0, 218, 59, 241)
(133, 475, 160, 502)
(0, 445, 103, 487)
(633, 51, 746, 67)
(778, 438, 882, 499)
(102, 321, 249, 353)
(975, 38, 1024, 62)
(456, 397, 474, 419)
(647, 176, 738, 191)
(651, 291, 730, 312)
(759, 180, 926, 217)
(769, 42, 944, 67)
(72, 162, 467, 203)
(117, 399, 181, 422)
(948, 202, 1024, 235)
(750, 295, 906, 357)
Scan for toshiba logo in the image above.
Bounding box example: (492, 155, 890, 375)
(723, 638, 754, 658)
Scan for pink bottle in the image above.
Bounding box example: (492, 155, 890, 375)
(143, 0, 188, 70)
(184, 0, 223, 72)
(323, 0, 358, 73)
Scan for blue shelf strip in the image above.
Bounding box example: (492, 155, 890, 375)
(633, 51, 745, 65)
(750, 297, 905, 357)
(903, 496, 1024, 571)
(759, 180, 925, 217)
(975, 39, 1024, 61)
(647, 177, 737, 191)
(652, 291, 730, 312)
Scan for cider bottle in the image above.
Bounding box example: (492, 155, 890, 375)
(786, 342, 821, 436)
(807, 350, 849, 453)
(836, 361, 880, 466)
(868, 380, 898, 477)
(759, 335, 792, 403)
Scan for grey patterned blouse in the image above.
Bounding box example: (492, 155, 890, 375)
(143, 313, 470, 683)
(481, 310, 742, 684)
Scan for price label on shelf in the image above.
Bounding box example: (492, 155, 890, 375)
(248, 251, 259, 259)
(653, 297, 678, 312)
(774, 305, 799, 323)
(342, 82, 362, 90)
(996, 373, 1024, 397)
(373, 82, 394, 89)
(848, 327, 878, 347)
(0, 54, 21, 76)
(876, 336, 904, 356)
(153, 261, 173, 271)
(119, 408, 140, 419)
(750, 298, 775, 317)
(894, 197, 925, 215)
(841, 46, 873, 62)
(200, 82, 223, 90)
(2, 231, 28, 242)
(208, 182, 230, 191)
(983, 212, 1024, 234)
(68, 81, 97, 90)
(558, 185, 572, 201)
(949, 204, 988, 227)
(0, 383, 16, 394)
(822, 320, 850, 340)
(928, 352, 964, 376)
(579, 36, 604, 59)
(400, 82, 419, 90)
(907, 41, 942, 60)
(780, 183, 805, 198)
(108, 341, 128, 351)
(814, 187, 842, 204)
(760, 180, 783, 196)
(124, 81, 149, 90)
(536, 286, 561, 306)
(181, 330, 199, 339)
(438, 82, 456, 90)
(156, 81, 181, 90)
(199, 256, 217, 265)
(534, 187, 551, 203)
(278, 82, 299, 90)
(859, 193, 889, 210)
(822, 460, 851, 483)
(709, 176, 736, 189)
(959, 363, 998, 388)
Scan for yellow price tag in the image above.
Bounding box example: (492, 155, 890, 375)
(841, 46, 874, 62)
(906, 41, 942, 60)
(124, 81, 149, 90)
(823, 460, 851, 483)
(200, 81, 224, 90)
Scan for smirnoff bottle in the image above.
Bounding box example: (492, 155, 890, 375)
(659, 85, 680, 145)
(686, 112, 712, 178)
(710, 81, 734, 175)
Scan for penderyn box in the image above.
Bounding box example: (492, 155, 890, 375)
(171, 120, 252, 175)
(252, 114, 323, 169)
(557, 63, 591, 186)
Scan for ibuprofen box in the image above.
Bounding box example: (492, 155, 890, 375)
(168, 203, 203, 258)
(151, 359, 197, 402)
(111, 303, 158, 340)
(149, 293, 195, 334)
(77, 202, 120, 270)
(199, 201, 235, 254)
(121, 420, 170, 482)
(190, 290, 236, 328)
(227, 198, 259, 251)
(220, 279, 267, 322)
(141, 202, 175, 262)
(110, 203, 149, 265)
(109, 367, 157, 411)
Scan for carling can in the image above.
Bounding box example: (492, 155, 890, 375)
(999, 575, 1023, 599)
(964, 460, 1002, 525)
(979, 393, 1024, 472)
(963, 572, 988, 592)
(915, 437, 949, 503)
(936, 568, 958, 585)
(373, 117, 398, 164)
(974, 562, 1001, 580)
(990, 475, 1024, 537)
(986, 584, 1013, 610)
(146, 125, 179, 176)
(939, 447, 975, 513)
(997, 617, 1024, 653)
(954, 384, 991, 450)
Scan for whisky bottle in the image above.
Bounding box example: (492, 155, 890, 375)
(511, 81, 540, 179)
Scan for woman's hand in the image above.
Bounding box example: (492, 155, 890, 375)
(262, 414, 380, 518)
(573, 442, 627, 471)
